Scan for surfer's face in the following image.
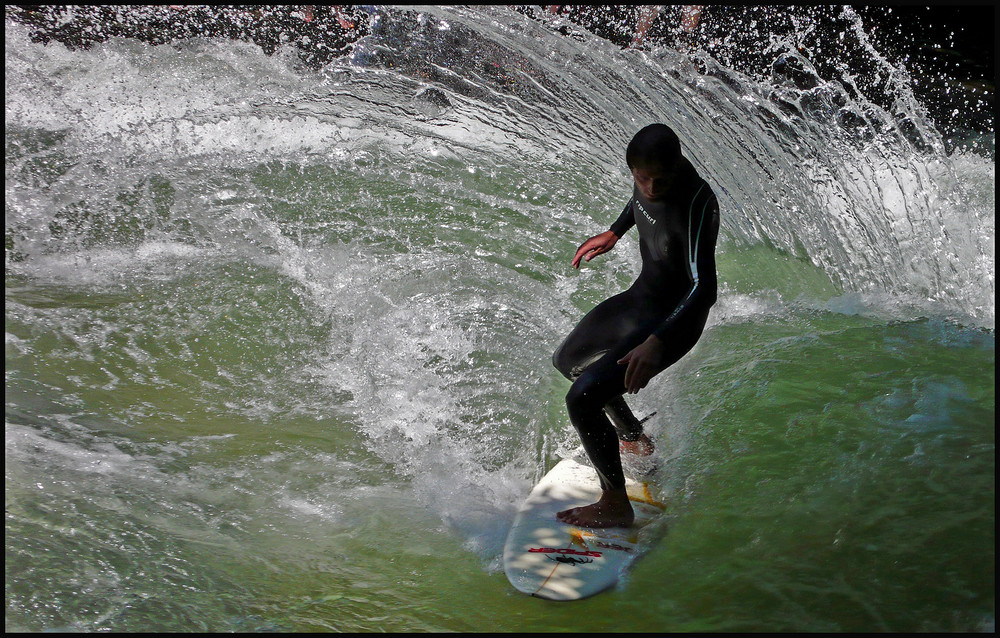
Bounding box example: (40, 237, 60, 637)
(631, 164, 675, 202)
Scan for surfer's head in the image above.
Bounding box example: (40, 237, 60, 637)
(626, 123, 681, 172)
(627, 124, 682, 201)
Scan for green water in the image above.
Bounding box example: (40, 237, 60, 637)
(6, 5, 994, 633)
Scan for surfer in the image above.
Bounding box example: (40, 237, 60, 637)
(552, 123, 720, 528)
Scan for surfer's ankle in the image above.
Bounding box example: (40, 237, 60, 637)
(620, 433, 654, 456)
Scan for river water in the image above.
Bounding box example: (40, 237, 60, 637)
(5, 5, 994, 632)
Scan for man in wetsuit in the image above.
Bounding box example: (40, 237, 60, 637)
(552, 123, 720, 528)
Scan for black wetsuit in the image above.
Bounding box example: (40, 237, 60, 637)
(552, 162, 720, 491)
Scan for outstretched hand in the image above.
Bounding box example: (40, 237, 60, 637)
(572, 230, 619, 269)
(617, 335, 664, 394)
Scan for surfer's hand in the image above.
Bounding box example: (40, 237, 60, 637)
(572, 231, 618, 269)
(618, 335, 664, 393)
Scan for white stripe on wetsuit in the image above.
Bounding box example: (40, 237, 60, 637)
(666, 184, 711, 323)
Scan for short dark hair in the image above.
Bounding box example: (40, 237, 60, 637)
(626, 123, 681, 170)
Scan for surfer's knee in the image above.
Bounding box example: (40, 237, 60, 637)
(565, 373, 603, 419)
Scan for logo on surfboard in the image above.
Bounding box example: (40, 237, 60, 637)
(547, 554, 594, 565)
(528, 547, 600, 566)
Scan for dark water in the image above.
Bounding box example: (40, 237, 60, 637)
(5, 5, 994, 632)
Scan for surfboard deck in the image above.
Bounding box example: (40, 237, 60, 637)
(503, 457, 665, 601)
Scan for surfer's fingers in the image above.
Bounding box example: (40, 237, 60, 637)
(625, 359, 653, 393)
(573, 244, 599, 268)
(574, 234, 615, 266)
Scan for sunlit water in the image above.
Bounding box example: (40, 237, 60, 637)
(5, 6, 994, 632)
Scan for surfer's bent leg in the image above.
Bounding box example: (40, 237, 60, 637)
(557, 308, 709, 527)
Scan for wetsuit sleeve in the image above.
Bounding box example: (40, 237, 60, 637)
(653, 186, 719, 340)
(609, 199, 635, 238)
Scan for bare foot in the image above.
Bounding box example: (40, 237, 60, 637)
(556, 489, 634, 528)
(620, 433, 654, 456)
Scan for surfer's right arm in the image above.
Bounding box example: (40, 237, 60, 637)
(571, 199, 634, 269)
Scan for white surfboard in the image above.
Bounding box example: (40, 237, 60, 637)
(503, 457, 666, 601)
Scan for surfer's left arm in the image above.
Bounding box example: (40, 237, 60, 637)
(653, 186, 720, 336)
(618, 187, 720, 393)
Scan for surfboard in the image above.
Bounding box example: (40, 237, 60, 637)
(503, 457, 666, 601)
